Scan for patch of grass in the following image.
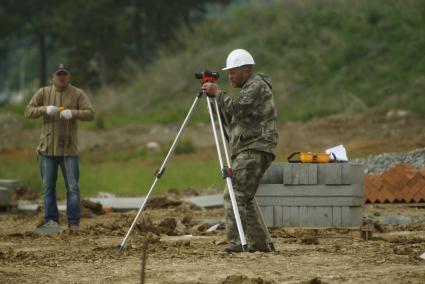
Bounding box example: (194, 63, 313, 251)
(0, 150, 224, 198)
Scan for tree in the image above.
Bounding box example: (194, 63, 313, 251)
(0, 0, 229, 89)
(0, 0, 58, 87)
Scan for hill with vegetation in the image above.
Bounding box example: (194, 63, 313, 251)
(98, 0, 425, 125)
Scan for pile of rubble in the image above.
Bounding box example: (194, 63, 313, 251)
(353, 147, 425, 174)
(365, 164, 425, 203)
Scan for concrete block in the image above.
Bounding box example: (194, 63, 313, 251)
(260, 163, 283, 184)
(283, 164, 307, 185)
(0, 179, 20, 189)
(0, 187, 11, 207)
(257, 184, 364, 198)
(342, 163, 365, 185)
(325, 164, 343, 184)
(257, 196, 364, 207)
(260, 205, 363, 227)
(283, 164, 318, 185)
(257, 162, 364, 227)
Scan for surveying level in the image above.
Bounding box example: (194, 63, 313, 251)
(195, 70, 219, 83)
(118, 70, 274, 252)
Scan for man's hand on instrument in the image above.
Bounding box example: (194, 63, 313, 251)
(202, 82, 221, 97)
(60, 109, 73, 120)
(46, 106, 59, 116)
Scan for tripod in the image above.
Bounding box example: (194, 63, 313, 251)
(118, 88, 274, 252)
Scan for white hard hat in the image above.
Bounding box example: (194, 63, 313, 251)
(222, 49, 255, 70)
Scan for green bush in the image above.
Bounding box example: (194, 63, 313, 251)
(174, 139, 196, 155)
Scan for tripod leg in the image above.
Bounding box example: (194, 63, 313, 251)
(206, 96, 247, 251)
(118, 95, 201, 252)
(253, 198, 275, 251)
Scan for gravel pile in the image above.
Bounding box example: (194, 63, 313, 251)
(352, 148, 425, 174)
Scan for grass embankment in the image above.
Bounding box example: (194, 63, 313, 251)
(104, 0, 425, 124)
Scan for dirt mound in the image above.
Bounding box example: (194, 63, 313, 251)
(221, 275, 276, 284)
(12, 185, 38, 201)
(136, 216, 178, 236)
(81, 199, 105, 214)
(147, 196, 182, 208)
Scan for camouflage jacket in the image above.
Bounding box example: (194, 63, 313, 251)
(25, 84, 94, 156)
(217, 73, 278, 159)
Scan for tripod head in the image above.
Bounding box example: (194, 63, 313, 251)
(195, 70, 219, 83)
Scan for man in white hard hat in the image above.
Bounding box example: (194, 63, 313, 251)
(202, 49, 278, 253)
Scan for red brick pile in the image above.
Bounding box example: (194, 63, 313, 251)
(365, 164, 425, 203)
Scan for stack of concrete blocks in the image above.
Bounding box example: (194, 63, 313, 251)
(256, 163, 364, 227)
(0, 179, 19, 212)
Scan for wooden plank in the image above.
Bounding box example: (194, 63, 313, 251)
(257, 184, 364, 197)
(295, 164, 309, 184)
(320, 207, 333, 227)
(299, 206, 308, 226)
(262, 205, 274, 227)
(350, 207, 363, 226)
(342, 163, 365, 185)
(274, 206, 284, 227)
(282, 207, 291, 226)
(260, 163, 284, 184)
(307, 207, 316, 226)
(325, 164, 343, 184)
(332, 206, 342, 227)
(289, 206, 299, 226)
(256, 196, 364, 206)
(341, 206, 351, 226)
(308, 164, 318, 184)
(283, 164, 310, 185)
(283, 164, 293, 185)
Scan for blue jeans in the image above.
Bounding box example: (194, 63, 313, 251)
(39, 155, 81, 225)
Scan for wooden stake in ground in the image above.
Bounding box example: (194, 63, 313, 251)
(141, 239, 149, 284)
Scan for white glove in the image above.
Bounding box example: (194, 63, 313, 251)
(46, 106, 59, 116)
(60, 109, 73, 120)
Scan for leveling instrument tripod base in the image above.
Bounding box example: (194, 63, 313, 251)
(118, 87, 274, 253)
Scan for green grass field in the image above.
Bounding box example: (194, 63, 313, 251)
(0, 150, 224, 198)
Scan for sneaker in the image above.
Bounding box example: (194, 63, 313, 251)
(35, 220, 61, 234)
(68, 224, 79, 232)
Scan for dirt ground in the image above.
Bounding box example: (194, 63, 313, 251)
(1, 203, 425, 284)
(1, 109, 425, 283)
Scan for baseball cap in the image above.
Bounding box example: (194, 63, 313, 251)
(53, 63, 70, 75)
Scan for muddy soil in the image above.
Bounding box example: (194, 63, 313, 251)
(1, 205, 425, 283)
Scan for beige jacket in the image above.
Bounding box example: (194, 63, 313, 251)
(25, 84, 94, 156)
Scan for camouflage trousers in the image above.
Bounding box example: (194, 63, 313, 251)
(224, 149, 274, 250)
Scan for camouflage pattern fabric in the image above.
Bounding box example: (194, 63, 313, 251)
(224, 150, 274, 250)
(217, 73, 278, 159)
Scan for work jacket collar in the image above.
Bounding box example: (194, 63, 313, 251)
(53, 83, 70, 92)
(241, 73, 256, 89)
